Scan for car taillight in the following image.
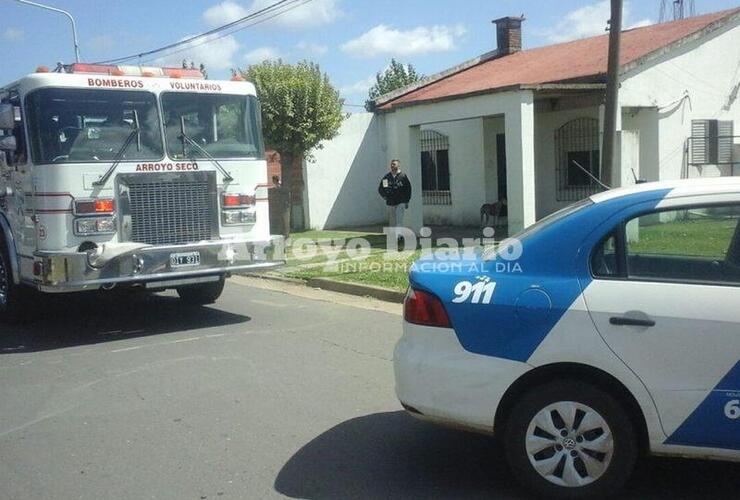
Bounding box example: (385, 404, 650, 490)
(404, 288, 451, 328)
(74, 198, 115, 215)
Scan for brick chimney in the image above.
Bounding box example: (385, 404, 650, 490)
(493, 16, 525, 55)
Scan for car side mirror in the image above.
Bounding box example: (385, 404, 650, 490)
(0, 104, 15, 131)
(0, 135, 17, 152)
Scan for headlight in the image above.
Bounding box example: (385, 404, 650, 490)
(74, 216, 116, 236)
(222, 209, 256, 226)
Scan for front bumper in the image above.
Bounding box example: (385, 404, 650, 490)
(33, 236, 284, 293)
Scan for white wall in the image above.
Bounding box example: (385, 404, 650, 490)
(304, 113, 387, 229)
(620, 18, 740, 181)
(483, 116, 505, 203)
(534, 105, 601, 218)
(421, 119, 486, 226)
(383, 90, 537, 233)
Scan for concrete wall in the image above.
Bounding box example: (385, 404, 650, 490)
(421, 119, 486, 226)
(534, 105, 601, 218)
(383, 89, 536, 233)
(620, 17, 740, 181)
(304, 113, 387, 229)
(483, 116, 505, 203)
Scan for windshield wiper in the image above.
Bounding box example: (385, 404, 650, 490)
(178, 117, 233, 182)
(93, 110, 141, 187)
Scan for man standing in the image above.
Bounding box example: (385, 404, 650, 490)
(378, 159, 412, 240)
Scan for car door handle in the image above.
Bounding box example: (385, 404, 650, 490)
(609, 316, 656, 327)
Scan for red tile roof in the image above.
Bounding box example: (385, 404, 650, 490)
(380, 8, 740, 110)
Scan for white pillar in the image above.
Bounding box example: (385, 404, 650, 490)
(504, 91, 536, 234)
(405, 125, 423, 233)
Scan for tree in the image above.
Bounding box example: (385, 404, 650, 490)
(366, 59, 423, 110)
(243, 60, 344, 232)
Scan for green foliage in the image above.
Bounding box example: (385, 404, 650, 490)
(366, 59, 423, 110)
(243, 60, 344, 157)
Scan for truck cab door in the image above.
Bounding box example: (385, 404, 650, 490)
(0, 98, 33, 257)
(583, 197, 740, 452)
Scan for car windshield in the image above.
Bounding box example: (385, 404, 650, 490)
(25, 88, 163, 164)
(161, 93, 264, 160)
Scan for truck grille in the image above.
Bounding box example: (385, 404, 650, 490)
(123, 173, 217, 246)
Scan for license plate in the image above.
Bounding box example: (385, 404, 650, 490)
(169, 251, 201, 268)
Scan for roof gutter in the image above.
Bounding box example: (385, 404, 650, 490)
(378, 83, 607, 112)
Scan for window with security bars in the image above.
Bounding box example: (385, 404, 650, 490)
(421, 130, 451, 205)
(555, 118, 604, 201)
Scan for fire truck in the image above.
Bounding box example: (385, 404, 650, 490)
(0, 63, 284, 319)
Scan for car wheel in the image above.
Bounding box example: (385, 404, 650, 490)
(0, 245, 30, 323)
(176, 276, 226, 305)
(504, 380, 637, 499)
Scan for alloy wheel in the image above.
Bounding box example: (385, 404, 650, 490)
(525, 401, 614, 488)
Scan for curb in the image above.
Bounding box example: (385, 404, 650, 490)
(305, 277, 406, 303)
(244, 272, 306, 286)
(239, 272, 406, 304)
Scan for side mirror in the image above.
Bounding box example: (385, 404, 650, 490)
(0, 104, 14, 131)
(0, 135, 17, 152)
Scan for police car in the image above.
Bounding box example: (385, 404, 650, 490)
(394, 178, 740, 498)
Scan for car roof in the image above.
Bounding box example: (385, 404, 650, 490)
(590, 177, 740, 204)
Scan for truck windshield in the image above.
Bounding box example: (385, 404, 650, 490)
(161, 93, 264, 160)
(25, 88, 163, 164)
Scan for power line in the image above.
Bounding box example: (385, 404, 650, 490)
(93, 0, 308, 65)
(137, 0, 314, 66)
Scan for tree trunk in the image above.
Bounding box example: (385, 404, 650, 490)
(279, 151, 295, 236)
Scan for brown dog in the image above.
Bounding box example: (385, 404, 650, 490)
(480, 198, 507, 228)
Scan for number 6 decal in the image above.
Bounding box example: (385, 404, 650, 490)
(724, 399, 740, 420)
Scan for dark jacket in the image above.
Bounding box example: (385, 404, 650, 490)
(378, 171, 412, 206)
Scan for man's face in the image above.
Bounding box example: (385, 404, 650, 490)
(390, 162, 399, 173)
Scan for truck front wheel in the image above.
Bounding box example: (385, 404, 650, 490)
(176, 276, 226, 305)
(0, 244, 29, 323)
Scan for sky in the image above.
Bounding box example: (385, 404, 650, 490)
(2, 0, 739, 109)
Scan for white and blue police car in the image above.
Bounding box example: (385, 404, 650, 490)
(394, 178, 740, 498)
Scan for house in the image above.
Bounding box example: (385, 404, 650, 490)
(303, 8, 740, 233)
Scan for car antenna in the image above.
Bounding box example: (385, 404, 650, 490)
(572, 160, 611, 190)
(631, 167, 648, 184)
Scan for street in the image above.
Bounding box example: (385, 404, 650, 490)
(0, 278, 737, 500)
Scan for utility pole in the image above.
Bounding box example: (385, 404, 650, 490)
(14, 0, 81, 62)
(601, 0, 622, 186)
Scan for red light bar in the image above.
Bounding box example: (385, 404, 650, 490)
(68, 63, 120, 75)
(67, 63, 205, 79)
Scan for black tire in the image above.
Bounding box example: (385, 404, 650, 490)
(0, 242, 30, 324)
(503, 380, 638, 499)
(176, 276, 226, 305)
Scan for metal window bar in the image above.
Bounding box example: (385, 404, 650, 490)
(422, 190, 452, 205)
(554, 117, 605, 201)
(421, 129, 451, 205)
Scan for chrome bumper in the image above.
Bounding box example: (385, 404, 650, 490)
(33, 236, 285, 293)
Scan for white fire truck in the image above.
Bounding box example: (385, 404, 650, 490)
(0, 63, 284, 319)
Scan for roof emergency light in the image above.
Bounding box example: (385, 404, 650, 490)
(66, 63, 205, 79)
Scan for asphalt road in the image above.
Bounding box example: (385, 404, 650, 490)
(0, 278, 737, 500)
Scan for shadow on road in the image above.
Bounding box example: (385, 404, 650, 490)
(0, 290, 250, 354)
(275, 411, 740, 500)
